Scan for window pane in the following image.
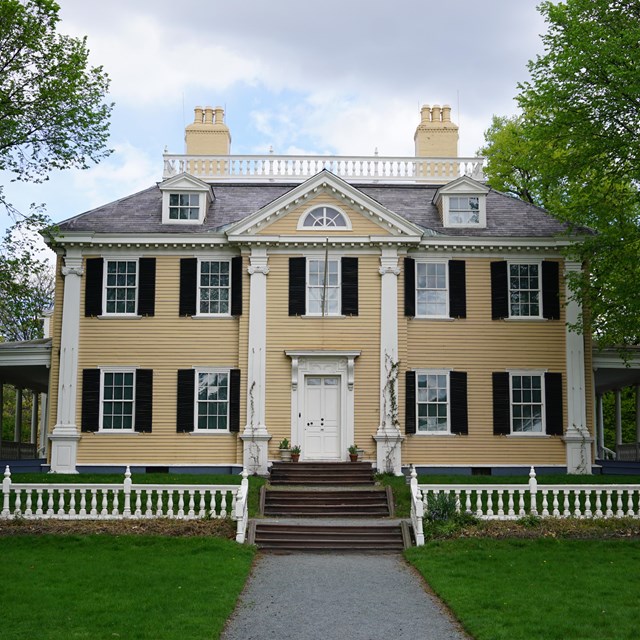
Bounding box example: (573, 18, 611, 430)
(417, 372, 448, 432)
(416, 262, 447, 317)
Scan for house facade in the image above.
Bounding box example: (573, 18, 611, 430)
(46, 105, 594, 475)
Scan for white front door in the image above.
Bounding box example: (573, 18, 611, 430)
(304, 376, 341, 460)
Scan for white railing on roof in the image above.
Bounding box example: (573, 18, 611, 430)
(410, 466, 640, 546)
(1, 465, 251, 543)
(162, 153, 485, 184)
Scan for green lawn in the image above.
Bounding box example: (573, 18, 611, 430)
(0, 535, 255, 640)
(406, 539, 640, 640)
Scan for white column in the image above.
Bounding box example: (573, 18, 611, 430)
(596, 393, 604, 457)
(562, 260, 592, 473)
(30, 391, 38, 445)
(240, 247, 271, 474)
(374, 247, 403, 475)
(14, 388, 22, 443)
(39, 393, 48, 457)
(49, 250, 83, 473)
(615, 389, 622, 446)
(636, 383, 640, 443)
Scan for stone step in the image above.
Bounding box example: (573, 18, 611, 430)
(263, 489, 390, 517)
(270, 462, 375, 486)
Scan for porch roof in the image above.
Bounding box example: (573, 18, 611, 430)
(593, 347, 640, 394)
(0, 339, 51, 393)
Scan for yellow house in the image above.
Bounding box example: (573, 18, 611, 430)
(46, 105, 594, 475)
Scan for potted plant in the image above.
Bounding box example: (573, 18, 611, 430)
(290, 445, 301, 463)
(278, 438, 291, 462)
(348, 444, 359, 462)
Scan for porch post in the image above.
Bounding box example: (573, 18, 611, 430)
(14, 388, 23, 444)
(615, 389, 622, 446)
(49, 250, 83, 473)
(39, 393, 48, 458)
(562, 261, 592, 473)
(596, 393, 605, 457)
(240, 248, 271, 475)
(374, 247, 403, 475)
(0, 382, 3, 454)
(636, 383, 640, 443)
(30, 391, 38, 445)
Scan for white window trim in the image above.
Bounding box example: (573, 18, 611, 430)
(161, 191, 207, 225)
(305, 257, 342, 317)
(415, 369, 451, 435)
(297, 205, 353, 231)
(193, 367, 231, 434)
(507, 260, 543, 320)
(508, 369, 547, 436)
(196, 258, 232, 317)
(414, 259, 450, 319)
(102, 258, 139, 317)
(99, 366, 138, 432)
(443, 194, 486, 228)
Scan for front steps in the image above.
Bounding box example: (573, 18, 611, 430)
(253, 461, 409, 552)
(269, 461, 375, 485)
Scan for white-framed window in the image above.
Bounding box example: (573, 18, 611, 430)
(416, 370, 449, 433)
(169, 193, 200, 220)
(198, 260, 231, 316)
(509, 262, 541, 318)
(510, 372, 545, 434)
(195, 369, 229, 431)
(307, 259, 341, 316)
(104, 259, 138, 315)
(448, 196, 480, 225)
(298, 206, 351, 230)
(100, 369, 136, 431)
(416, 261, 448, 317)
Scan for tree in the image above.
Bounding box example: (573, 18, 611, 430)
(480, 0, 640, 350)
(0, 0, 112, 216)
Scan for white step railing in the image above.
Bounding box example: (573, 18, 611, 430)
(162, 153, 485, 184)
(410, 466, 640, 546)
(1, 465, 251, 543)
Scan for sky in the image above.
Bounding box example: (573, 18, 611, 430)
(2, 0, 548, 234)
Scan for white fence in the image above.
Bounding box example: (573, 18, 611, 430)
(410, 466, 640, 546)
(1, 466, 250, 544)
(162, 153, 485, 184)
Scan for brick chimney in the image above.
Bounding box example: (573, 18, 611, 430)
(185, 105, 231, 155)
(414, 104, 459, 158)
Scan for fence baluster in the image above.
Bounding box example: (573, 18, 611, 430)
(79, 489, 87, 516)
(595, 490, 603, 518)
(605, 490, 613, 517)
(36, 489, 43, 516)
(177, 490, 185, 518)
(563, 491, 571, 517)
(25, 491, 33, 516)
(156, 490, 163, 517)
(168, 491, 174, 518)
(57, 490, 65, 516)
(541, 490, 549, 517)
(188, 490, 195, 518)
(146, 491, 153, 517)
(135, 490, 142, 517)
(221, 490, 228, 518)
(552, 490, 560, 517)
(584, 490, 592, 518)
(487, 490, 494, 517)
(616, 491, 624, 518)
(497, 490, 504, 518)
(627, 490, 635, 517)
(69, 491, 76, 517)
(507, 490, 515, 518)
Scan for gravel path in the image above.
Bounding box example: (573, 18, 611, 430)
(221, 553, 471, 640)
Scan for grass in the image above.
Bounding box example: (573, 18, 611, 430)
(406, 539, 640, 640)
(0, 535, 255, 640)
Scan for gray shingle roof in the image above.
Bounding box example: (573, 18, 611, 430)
(56, 181, 576, 238)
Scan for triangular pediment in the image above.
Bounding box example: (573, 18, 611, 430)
(226, 170, 424, 239)
(432, 175, 490, 203)
(158, 172, 212, 193)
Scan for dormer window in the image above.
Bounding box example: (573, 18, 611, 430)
(434, 176, 489, 229)
(169, 193, 200, 220)
(449, 196, 479, 225)
(298, 206, 351, 230)
(159, 173, 211, 225)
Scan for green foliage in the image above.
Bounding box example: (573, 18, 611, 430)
(278, 438, 290, 449)
(0, 536, 254, 640)
(0, 0, 112, 184)
(425, 491, 458, 522)
(602, 386, 637, 449)
(517, 514, 542, 528)
(406, 539, 640, 640)
(481, 0, 640, 349)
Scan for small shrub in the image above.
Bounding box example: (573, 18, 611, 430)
(518, 514, 542, 528)
(425, 492, 458, 522)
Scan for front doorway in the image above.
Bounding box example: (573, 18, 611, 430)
(304, 376, 341, 460)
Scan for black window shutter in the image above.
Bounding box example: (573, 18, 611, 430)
(81, 369, 100, 432)
(404, 257, 415, 317)
(179, 258, 197, 316)
(137, 258, 156, 316)
(492, 372, 511, 435)
(289, 257, 306, 316)
(135, 369, 153, 433)
(450, 371, 468, 435)
(491, 261, 508, 320)
(229, 369, 241, 433)
(341, 257, 359, 316)
(542, 261, 560, 320)
(448, 260, 467, 319)
(177, 369, 195, 432)
(405, 370, 416, 435)
(231, 256, 243, 316)
(545, 372, 564, 435)
(84, 258, 104, 317)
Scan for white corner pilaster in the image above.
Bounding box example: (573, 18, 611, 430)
(375, 248, 403, 475)
(49, 250, 83, 473)
(241, 247, 271, 474)
(563, 260, 592, 474)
